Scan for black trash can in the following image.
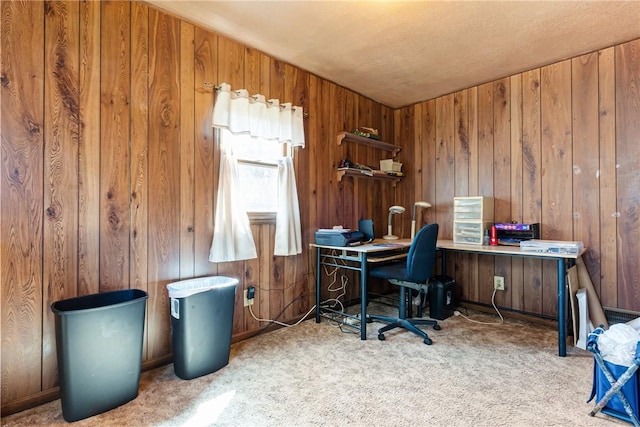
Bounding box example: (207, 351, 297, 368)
(429, 275, 457, 320)
(166, 276, 238, 380)
(51, 289, 148, 422)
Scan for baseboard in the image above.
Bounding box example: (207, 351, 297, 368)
(142, 353, 173, 371)
(1, 388, 59, 418)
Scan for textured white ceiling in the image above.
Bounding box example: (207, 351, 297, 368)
(144, 1, 640, 108)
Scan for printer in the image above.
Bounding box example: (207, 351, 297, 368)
(314, 229, 364, 247)
(495, 223, 540, 245)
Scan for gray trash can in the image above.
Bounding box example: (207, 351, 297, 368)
(51, 289, 148, 422)
(166, 276, 238, 380)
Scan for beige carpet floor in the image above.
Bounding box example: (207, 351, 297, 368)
(1, 302, 630, 427)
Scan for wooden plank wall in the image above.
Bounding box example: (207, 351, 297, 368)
(0, 0, 393, 414)
(2, 0, 639, 415)
(395, 39, 640, 318)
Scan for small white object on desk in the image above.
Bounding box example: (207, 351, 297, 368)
(520, 239, 584, 254)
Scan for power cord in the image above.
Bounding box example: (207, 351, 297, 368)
(248, 303, 316, 327)
(259, 246, 357, 335)
(242, 247, 326, 330)
(246, 248, 352, 330)
(317, 249, 353, 327)
(247, 294, 357, 333)
(453, 288, 504, 325)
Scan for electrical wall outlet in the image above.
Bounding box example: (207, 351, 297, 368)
(494, 276, 505, 291)
(243, 286, 255, 306)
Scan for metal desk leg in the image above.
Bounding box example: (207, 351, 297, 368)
(558, 257, 567, 357)
(315, 247, 321, 324)
(360, 252, 368, 340)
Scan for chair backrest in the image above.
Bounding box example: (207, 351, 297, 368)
(405, 223, 439, 283)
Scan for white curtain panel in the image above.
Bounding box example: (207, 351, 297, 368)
(212, 83, 305, 146)
(275, 157, 302, 256)
(209, 137, 257, 263)
(209, 83, 305, 261)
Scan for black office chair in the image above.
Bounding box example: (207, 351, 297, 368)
(369, 223, 441, 344)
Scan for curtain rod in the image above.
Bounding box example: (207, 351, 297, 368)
(204, 81, 309, 117)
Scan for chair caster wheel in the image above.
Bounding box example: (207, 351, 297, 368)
(433, 324, 441, 331)
(424, 337, 432, 345)
(378, 333, 385, 341)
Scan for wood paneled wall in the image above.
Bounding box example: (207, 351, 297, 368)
(1, 0, 393, 414)
(394, 40, 640, 317)
(2, 0, 639, 416)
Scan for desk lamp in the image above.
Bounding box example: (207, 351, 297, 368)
(383, 205, 405, 240)
(411, 201, 432, 240)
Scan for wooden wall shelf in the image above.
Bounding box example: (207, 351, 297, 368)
(336, 132, 401, 157)
(336, 169, 401, 186)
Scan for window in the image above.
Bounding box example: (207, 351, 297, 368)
(237, 162, 278, 212)
(226, 131, 286, 214)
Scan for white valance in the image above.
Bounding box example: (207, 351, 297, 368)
(212, 82, 305, 148)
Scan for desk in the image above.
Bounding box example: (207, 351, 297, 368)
(436, 239, 586, 357)
(311, 239, 412, 340)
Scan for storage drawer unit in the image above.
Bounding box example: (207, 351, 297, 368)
(453, 196, 493, 245)
(453, 221, 494, 245)
(453, 196, 494, 221)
